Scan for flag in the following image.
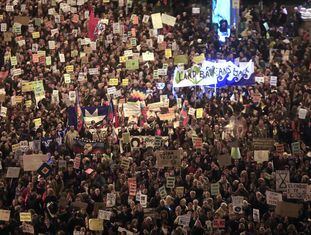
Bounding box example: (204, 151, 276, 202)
(67, 106, 109, 129)
(107, 99, 114, 124)
(76, 90, 83, 132)
(37, 163, 52, 178)
(88, 6, 99, 41)
(180, 100, 189, 126)
(114, 103, 120, 128)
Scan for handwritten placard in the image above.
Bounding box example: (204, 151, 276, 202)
(20, 212, 32, 222)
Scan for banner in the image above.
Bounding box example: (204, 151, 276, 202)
(173, 60, 254, 88)
(287, 183, 308, 200)
(123, 102, 141, 117)
(73, 138, 106, 154)
(275, 201, 302, 218)
(130, 136, 169, 149)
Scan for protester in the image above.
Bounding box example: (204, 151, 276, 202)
(0, 0, 310, 235)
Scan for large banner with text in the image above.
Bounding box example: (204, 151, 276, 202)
(173, 60, 254, 88)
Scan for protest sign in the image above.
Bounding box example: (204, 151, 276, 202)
(165, 49, 172, 58)
(275, 170, 290, 192)
(106, 193, 116, 207)
(108, 78, 118, 86)
(211, 183, 220, 196)
(270, 76, 277, 86)
(254, 150, 269, 163)
(151, 13, 163, 29)
(266, 191, 282, 206)
(161, 14, 176, 26)
(107, 87, 117, 95)
(275, 201, 302, 218)
(193, 54, 205, 64)
(253, 209, 260, 222)
(166, 176, 176, 189)
(140, 194, 147, 208)
(121, 158, 130, 171)
(157, 112, 175, 121)
(6, 167, 20, 178)
(142, 52, 154, 61)
(98, 210, 112, 220)
(20, 212, 32, 222)
(174, 55, 188, 65)
(89, 219, 103, 231)
(231, 147, 241, 160)
(192, 8, 200, 14)
(287, 183, 308, 200)
(255, 76, 264, 83)
(122, 132, 131, 144)
(159, 186, 167, 199)
(123, 102, 141, 117)
(232, 196, 244, 207)
(253, 138, 275, 150)
(125, 59, 139, 70)
(0, 106, 7, 117)
(128, 178, 137, 196)
(23, 154, 48, 171)
(122, 79, 129, 86)
(298, 108, 307, 119)
(156, 150, 181, 168)
(291, 142, 300, 154)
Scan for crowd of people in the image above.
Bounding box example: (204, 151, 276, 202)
(0, 0, 310, 234)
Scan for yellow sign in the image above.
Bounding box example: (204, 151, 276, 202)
(119, 56, 127, 63)
(10, 56, 17, 66)
(89, 219, 103, 231)
(20, 212, 32, 222)
(33, 118, 42, 128)
(21, 80, 43, 93)
(37, 50, 46, 57)
(32, 31, 40, 39)
(122, 79, 129, 86)
(165, 49, 172, 58)
(66, 65, 74, 73)
(14, 96, 23, 104)
(193, 53, 205, 64)
(196, 108, 203, 119)
(25, 100, 32, 108)
(108, 78, 118, 86)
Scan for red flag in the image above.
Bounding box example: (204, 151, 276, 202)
(87, 7, 99, 41)
(114, 104, 120, 128)
(180, 100, 189, 126)
(76, 91, 83, 132)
